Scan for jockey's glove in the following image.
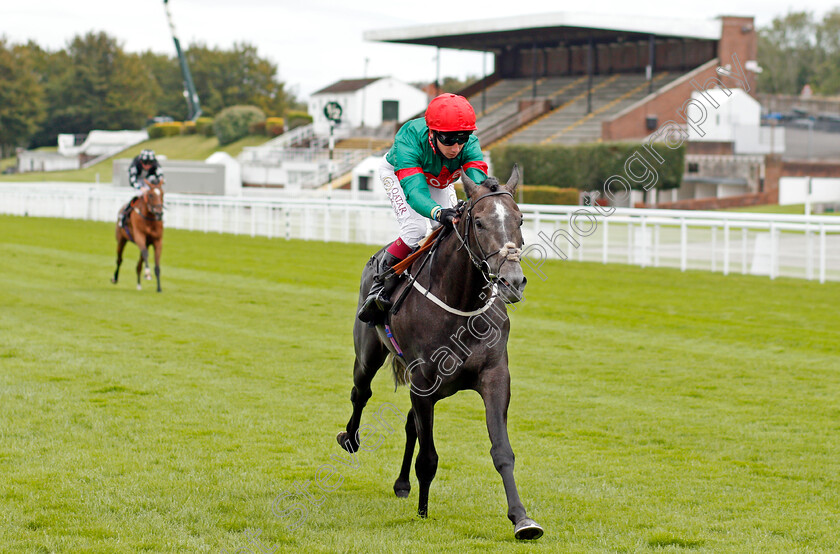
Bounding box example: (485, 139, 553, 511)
(436, 207, 459, 228)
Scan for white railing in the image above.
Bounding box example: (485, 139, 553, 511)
(2, 183, 839, 283)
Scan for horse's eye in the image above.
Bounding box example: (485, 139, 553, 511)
(475, 219, 483, 230)
(519, 217, 524, 227)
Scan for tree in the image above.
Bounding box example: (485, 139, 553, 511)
(32, 32, 157, 146)
(140, 51, 186, 121)
(0, 39, 45, 157)
(757, 12, 818, 94)
(813, 9, 840, 94)
(186, 42, 295, 117)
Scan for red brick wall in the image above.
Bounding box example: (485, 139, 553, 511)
(602, 16, 757, 141)
(644, 190, 778, 210)
(686, 141, 735, 155)
(764, 158, 840, 191)
(601, 60, 721, 140)
(717, 16, 758, 94)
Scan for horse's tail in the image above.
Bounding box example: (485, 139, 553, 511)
(388, 353, 409, 390)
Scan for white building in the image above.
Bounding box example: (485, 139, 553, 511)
(685, 87, 784, 155)
(17, 130, 149, 174)
(308, 77, 428, 136)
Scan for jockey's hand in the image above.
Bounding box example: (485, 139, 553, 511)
(436, 207, 459, 228)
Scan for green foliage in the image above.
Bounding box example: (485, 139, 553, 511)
(490, 142, 684, 191)
(185, 42, 294, 117)
(139, 51, 186, 121)
(147, 122, 183, 138)
(285, 110, 312, 130)
(757, 9, 840, 95)
(520, 185, 580, 205)
(0, 40, 46, 155)
(195, 117, 215, 137)
(266, 116, 285, 137)
(248, 120, 266, 135)
(26, 32, 157, 148)
(213, 105, 265, 145)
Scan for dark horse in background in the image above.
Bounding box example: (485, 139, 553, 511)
(338, 166, 543, 540)
(111, 177, 164, 292)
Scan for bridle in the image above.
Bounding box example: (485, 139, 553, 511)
(390, 187, 524, 318)
(140, 186, 164, 221)
(452, 189, 522, 288)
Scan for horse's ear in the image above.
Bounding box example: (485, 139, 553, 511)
(505, 164, 521, 195)
(461, 171, 480, 200)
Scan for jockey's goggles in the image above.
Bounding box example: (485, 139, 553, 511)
(434, 130, 472, 146)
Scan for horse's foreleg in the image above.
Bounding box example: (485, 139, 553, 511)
(479, 369, 543, 540)
(112, 234, 126, 284)
(393, 408, 416, 498)
(336, 358, 374, 453)
(153, 240, 162, 292)
(411, 394, 437, 518)
(133, 234, 150, 289)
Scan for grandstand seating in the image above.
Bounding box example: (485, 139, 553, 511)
(471, 72, 681, 146)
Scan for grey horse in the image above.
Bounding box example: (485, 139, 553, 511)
(337, 165, 543, 540)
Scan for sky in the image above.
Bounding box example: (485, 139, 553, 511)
(4, 1, 839, 102)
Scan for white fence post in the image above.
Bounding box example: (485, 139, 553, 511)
(723, 221, 730, 276)
(820, 223, 826, 284)
(2, 185, 838, 283)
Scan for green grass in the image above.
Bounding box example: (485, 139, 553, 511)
(0, 135, 272, 184)
(0, 155, 16, 173)
(1, 215, 839, 552)
(724, 203, 840, 215)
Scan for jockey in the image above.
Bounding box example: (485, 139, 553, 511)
(357, 93, 489, 323)
(121, 149, 164, 226)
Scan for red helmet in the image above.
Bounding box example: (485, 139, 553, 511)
(425, 93, 477, 132)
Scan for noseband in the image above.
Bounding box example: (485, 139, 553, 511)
(141, 188, 164, 221)
(453, 189, 522, 287)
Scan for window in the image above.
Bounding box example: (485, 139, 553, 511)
(358, 176, 371, 191)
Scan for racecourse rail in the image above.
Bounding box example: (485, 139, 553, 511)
(2, 183, 839, 283)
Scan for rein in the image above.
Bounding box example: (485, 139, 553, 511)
(389, 188, 521, 318)
(137, 190, 164, 222)
(454, 189, 521, 287)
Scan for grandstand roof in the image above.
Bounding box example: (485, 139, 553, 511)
(365, 12, 724, 51)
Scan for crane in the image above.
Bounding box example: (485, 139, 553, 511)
(163, 0, 201, 121)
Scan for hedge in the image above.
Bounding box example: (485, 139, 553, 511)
(520, 185, 579, 205)
(489, 142, 684, 191)
(452, 182, 577, 206)
(213, 105, 266, 145)
(266, 117, 285, 137)
(285, 110, 313, 131)
(195, 117, 215, 137)
(148, 121, 183, 139)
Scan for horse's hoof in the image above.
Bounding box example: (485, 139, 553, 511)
(110, 278, 117, 284)
(514, 518, 544, 540)
(336, 432, 358, 453)
(136, 284, 142, 291)
(393, 480, 410, 498)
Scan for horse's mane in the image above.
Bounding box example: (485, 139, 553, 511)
(481, 177, 501, 193)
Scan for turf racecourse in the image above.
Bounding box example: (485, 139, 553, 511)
(1, 215, 839, 553)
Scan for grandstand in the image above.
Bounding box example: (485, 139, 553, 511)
(365, 12, 757, 145)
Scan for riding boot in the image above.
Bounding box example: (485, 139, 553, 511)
(357, 251, 402, 323)
(121, 197, 136, 227)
